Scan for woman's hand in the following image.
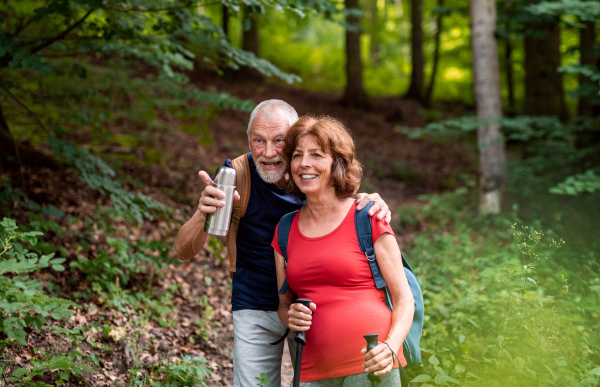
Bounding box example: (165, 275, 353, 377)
(287, 301, 317, 333)
(361, 342, 395, 376)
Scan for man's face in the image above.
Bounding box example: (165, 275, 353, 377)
(248, 113, 289, 185)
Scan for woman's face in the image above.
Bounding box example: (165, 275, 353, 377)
(290, 135, 334, 197)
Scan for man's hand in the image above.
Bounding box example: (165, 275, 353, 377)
(197, 170, 241, 215)
(356, 192, 391, 223)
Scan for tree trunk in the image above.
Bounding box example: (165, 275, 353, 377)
(470, 0, 507, 215)
(425, 0, 444, 106)
(504, 37, 516, 116)
(222, 5, 229, 42)
(342, 0, 369, 108)
(369, 0, 381, 66)
(523, 15, 567, 119)
(578, 20, 597, 117)
(242, 7, 259, 57)
(404, 0, 424, 101)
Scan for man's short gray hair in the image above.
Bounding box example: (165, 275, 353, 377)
(247, 99, 299, 136)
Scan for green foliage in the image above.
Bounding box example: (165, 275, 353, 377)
(258, 0, 474, 100)
(49, 136, 171, 224)
(550, 170, 600, 195)
(0, 218, 97, 383)
(0, 218, 77, 346)
(527, 0, 600, 22)
(402, 188, 600, 386)
(129, 355, 212, 387)
(7, 353, 92, 386)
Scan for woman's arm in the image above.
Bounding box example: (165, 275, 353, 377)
(362, 233, 415, 376)
(275, 250, 316, 331)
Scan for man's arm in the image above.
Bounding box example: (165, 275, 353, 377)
(175, 170, 240, 261)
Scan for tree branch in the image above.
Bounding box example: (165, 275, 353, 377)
(0, 84, 51, 136)
(29, 9, 95, 54)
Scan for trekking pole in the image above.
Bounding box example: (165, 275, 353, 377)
(364, 334, 381, 387)
(293, 298, 312, 387)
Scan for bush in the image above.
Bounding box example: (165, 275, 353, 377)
(402, 188, 600, 386)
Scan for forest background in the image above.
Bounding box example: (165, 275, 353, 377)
(0, 0, 599, 385)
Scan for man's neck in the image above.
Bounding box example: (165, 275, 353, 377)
(274, 174, 288, 188)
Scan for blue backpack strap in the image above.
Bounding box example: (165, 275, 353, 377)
(355, 202, 387, 290)
(276, 210, 298, 295)
(355, 202, 424, 369)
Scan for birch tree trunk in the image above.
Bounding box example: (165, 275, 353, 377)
(470, 0, 507, 215)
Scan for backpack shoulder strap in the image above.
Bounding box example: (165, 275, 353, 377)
(355, 202, 388, 290)
(226, 154, 251, 276)
(356, 202, 424, 370)
(276, 210, 298, 295)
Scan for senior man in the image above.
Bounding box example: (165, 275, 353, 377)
(175, 99, 391, 387)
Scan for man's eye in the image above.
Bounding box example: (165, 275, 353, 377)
(276, 139, 284, 143)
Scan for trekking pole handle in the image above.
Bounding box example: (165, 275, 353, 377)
(364, 334, 380, 385)
(364, 333, 379, 352)
(294, 298, 312, 346)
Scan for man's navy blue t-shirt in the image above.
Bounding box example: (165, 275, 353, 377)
(221, 153, 304, 311)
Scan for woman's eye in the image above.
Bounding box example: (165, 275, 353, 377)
(293, 153, 301, 158)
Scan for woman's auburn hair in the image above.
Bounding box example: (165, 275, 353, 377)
(283, 115, 363, 200)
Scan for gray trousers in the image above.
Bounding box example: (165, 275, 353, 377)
(233, 309, 296, 387)
(297, 369, 401, 386)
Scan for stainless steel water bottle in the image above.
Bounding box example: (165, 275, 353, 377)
(204, 166, 237, 236)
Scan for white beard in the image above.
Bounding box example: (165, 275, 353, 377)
(256, 156, 287, 184)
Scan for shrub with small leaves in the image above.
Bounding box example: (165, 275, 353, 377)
(0, 218, 78, 347)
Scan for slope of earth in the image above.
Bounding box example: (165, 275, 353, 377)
(0, 66, 475, 386)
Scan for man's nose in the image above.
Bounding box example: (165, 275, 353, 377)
(265, 142, 278, 158)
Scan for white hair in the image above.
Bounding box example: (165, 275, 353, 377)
(247, 99, 299, 136)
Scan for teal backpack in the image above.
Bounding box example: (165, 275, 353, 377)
(276, 202, 424, 375)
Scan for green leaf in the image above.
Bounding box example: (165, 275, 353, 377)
(428, 355, 440, 365)
(410, 374, 432, 383)
(589, 367, 600, 376)
(555, 359, 567, 367)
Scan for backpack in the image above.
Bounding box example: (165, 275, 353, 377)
(225, 154, 251, 277)
(276, 202, 424, 370)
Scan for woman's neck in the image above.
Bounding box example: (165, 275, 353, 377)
(299, 193, 354, 237)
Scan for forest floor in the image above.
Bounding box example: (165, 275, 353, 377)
(1, 67, 474, 386)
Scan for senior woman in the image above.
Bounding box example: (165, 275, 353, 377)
(271, 115, 415, 386)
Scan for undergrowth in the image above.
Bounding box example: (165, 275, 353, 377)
(0, 138, 217, 384)
(402, 186, 600, 386)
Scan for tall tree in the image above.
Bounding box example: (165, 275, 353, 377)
(222, 5, 230, 41)
(242, 6, 260, 57)
(342, 0, 369, 108)
(404, 0, 425, 101)
(425, 0, 446, 106)
(470, 0, 507, 215)
(368, 0, 381, 66)
(523, 6, 567, 119)
(578, 20, 597, 116)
